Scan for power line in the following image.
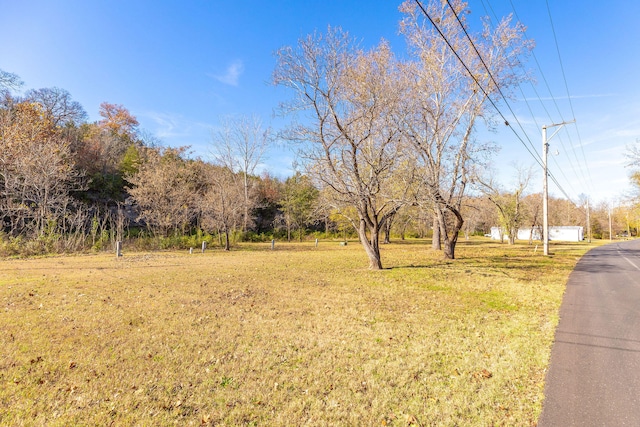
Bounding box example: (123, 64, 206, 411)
(411, 0, 543, 169)
(504, 0, 591, 195)
(546, 157, 578, 205)
(443, 0, 545, 166)
(413, 0, 579, 204)
(544, 0, 593, 188)
(478, 0, 573, 191)
(480, 0, 590, 198)
(498, 0, 586, 199)
(482, 0, 591, 199)
(441, 0, 578, 203)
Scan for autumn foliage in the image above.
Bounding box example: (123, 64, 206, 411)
(0, 0, 611, 260)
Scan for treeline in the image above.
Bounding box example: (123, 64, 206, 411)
(1, 0, 633, 262)
(0, 67, 626, 259)
(0, 71, 366, 255)
(0, 78, 325, 254)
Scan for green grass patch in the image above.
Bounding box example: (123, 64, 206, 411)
(0, 238, 604, 425)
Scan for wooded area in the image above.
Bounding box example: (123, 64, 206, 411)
(1, 0, 637, 266)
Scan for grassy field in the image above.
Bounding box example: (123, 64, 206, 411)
(0, 238, 600, 426)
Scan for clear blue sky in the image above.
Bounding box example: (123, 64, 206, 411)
(1, 0, 639, 205)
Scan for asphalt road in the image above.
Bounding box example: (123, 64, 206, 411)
(539, 239, 640, 426)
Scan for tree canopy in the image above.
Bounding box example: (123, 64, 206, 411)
(0, 1, 612, 263)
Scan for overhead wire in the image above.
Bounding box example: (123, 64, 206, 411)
(419, 0, 577, 203)
(494, 0, 583, 199)
(442, 0, 545, 167)
(477, 0, 578, 201)
(477, 0, 587, 202)
(410, 0, 544, 170)
(477, 0, 585, 201)
(478, 0, 590, 202)
(544, 0, 594, 189)
(504, 0, 591, 197)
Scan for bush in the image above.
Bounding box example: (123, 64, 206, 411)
(122, 231, 216, 251)
(126, 235, 160, 251)
(241, 231, 274, 243)
(92, 230, 111, 252)
(0, 234, 21, 257)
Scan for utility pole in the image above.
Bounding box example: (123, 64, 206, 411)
(586, 198, 591, 243)
(542, 120, 575, 256)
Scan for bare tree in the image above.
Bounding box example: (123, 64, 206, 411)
(625, 138, 640, 167)
(274, 28, 412, 269)
(460, 195, 496, 240)
(0, 101, 83, 237)
(476, 166, 533, 244)
(0, 69, 23, 93)
(126, 147, 198, 237)
(624, 138, 640, 199)
(25, 87, 88, 127)
(210, 114, 270, 233)
(381, 211, 395, 244)
(522, 192, 542, 244)
(398, 0, 532, 259)
(200, 164, 244, 250)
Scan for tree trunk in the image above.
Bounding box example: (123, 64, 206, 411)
(439, 207, 463, 260)
(443, 238, 454, 259)
(432, 214, 441, 250)
(358, 218, 382, 270)
(243, 173, 249, 233)
(224, 228, 230, 251)
(383, 216, 392, 244)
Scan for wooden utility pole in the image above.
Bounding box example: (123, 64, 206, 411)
(542, 120, 575, 255)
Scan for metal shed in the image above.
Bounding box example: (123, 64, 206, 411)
(490, 226, 583, 242)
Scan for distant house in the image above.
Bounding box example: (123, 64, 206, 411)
(490, 226, 583, 242)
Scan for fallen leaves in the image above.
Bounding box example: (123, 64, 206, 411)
(473, 369, 493, 380)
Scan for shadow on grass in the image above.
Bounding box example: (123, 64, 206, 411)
(389, 264, 438, 270)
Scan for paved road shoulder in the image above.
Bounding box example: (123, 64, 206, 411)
(539, 239, 640, 426)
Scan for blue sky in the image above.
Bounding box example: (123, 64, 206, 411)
(1, 0, 639, 205)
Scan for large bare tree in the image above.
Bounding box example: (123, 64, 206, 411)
(398, 0, 532, 259)
(274, 28, 412, 269)
(210, 114, 270, 233)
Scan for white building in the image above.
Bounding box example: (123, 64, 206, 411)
(490, 226, 583, 242)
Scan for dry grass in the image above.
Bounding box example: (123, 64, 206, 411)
(0, 238, 600, 426)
